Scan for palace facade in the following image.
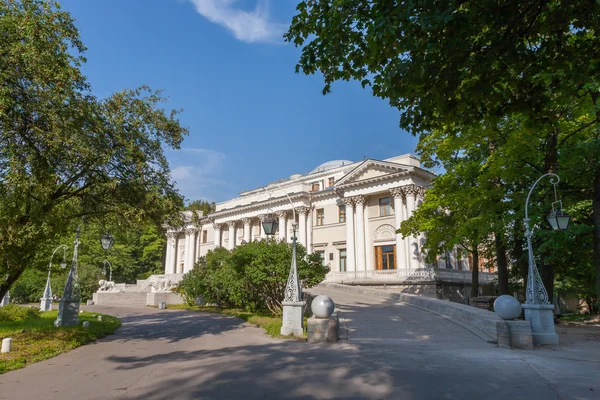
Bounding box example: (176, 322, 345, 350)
(164, 154, 495, 298)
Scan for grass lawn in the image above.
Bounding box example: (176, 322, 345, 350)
(0, 307, 121, 374)
(167, 304, 307, 339)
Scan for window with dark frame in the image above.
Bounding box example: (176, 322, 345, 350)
(311, 182, 320, 192)
(202, 230, 207, 243)
(316, 208, 324, 226)
(379, 197, 392, 216)
(339, 249, 347, 272)
(328, 177, 335, 187)
(338, 205, 346, 223)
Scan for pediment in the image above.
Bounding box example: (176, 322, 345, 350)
(336, 160, 410, 186)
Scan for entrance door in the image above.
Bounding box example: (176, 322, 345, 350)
(375, 245, 396, 270)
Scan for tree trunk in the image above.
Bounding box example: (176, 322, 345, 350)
(471, 247, 479, 298)
(512, 224, 528, 282)
(0, 267, 25, 301)
(495, 232, 509, 295)
(594, 157, 600, 314)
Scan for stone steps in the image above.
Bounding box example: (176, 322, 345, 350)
(93, 292, 148, 307)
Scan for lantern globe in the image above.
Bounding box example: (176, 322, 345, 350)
(100, 232, 115, 251)
(261, 215, 278, 236)
(547, 210, 571, 231)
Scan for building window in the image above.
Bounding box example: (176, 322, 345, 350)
(338, 205, 346, 223)
(311, 182, 320, 192)
(316, 250, 327, 267)
(375, 245, 396, 270)
(328, 177, 335, 187)
(339, 250, 347, 272)
(316, 208, 324, 226)
(202, 230, 207, 243)
(379, 197, 392, 216)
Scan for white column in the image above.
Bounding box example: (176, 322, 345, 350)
(298, 207, 308, 248)
(276, 211, 287, 242)
(306, 207, 313, 254)
(407, 187, 419, 269)
(195, 228, 201, 262)
(227, 221, 236, 250)
(184, 228, 196, 272)
(287, 217, 293, 243)
(354, 196, 366, 271)
(165, 232, 176, 274)
(243, 218, 252, 243)
(213, 224, 222, 248)
(259, 215, 267, 240)
(343, 198, 356, 272)
(364, 200, 374, 271)
(236, 224, 243, 247)
(391, 188, 407, 270)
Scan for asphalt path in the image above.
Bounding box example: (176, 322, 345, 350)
(0, 287, 598, 400)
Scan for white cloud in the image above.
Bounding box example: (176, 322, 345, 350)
(167, 147, 232, 203)
(188, 0, 286, 44)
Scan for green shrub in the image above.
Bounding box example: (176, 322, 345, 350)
(0, 304, 42, 322)
(177, 239, 328, 315)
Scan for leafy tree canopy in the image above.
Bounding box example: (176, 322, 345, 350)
(0, 0, 187, 299)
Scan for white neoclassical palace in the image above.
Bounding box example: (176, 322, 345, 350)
(164, 154, 495, 298)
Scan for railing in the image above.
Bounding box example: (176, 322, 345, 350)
(324, 268, 496, 284)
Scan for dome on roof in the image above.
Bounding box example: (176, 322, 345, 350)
(309, 160, 353, 174)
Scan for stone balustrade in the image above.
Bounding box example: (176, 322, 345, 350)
(325, 268, 496, 284)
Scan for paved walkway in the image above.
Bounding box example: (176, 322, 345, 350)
(0, 288, 598, 399)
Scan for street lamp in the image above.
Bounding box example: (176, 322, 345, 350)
(261, 214, 279, 236)
(100, 231, 115, 251)
(522, 173, 570, 345)
(103, 260, 113, 283)
(264, 184, 304, 337)
(55, 224, 82, 327)
(40, 245, 68, 312)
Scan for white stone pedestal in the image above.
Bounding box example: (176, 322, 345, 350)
(40, 297, 52, 312)
(522, 303, 559, 345)
(281, 300, 305, 337)
(1, 291, 10, 307)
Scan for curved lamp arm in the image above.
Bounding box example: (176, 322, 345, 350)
(49, 245, 69, 271)
(525, 173, 560, 223)
(264, 183, 297, 224)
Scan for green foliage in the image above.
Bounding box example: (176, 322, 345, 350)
(0, 308, 120, 374)
(0, 0, 187, 300)
(177, 240, 328, 315)
(286, 0, 600, 311)
(184, 199, 216, 216)
(0, 303, 41, 322)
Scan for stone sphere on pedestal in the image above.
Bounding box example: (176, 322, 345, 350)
(311, 295, 335, 318)
(494, 295, 522, 320)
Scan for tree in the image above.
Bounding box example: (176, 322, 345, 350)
(0, 0, 187, 300)
(185, 199, 216, 216)
(286, 0, 600, 309)
(178, 240, 327, 315)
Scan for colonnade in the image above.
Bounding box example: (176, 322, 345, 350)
(164, 210, 314, 274)
(164, 184, 426, 275)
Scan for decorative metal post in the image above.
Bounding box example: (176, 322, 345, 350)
(40, 245, 68, 312)
(521, 173, 570, 345)
(55, 225, 82, 327)
(103, 260, 113, 283)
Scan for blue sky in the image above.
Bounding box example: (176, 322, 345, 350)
(60, 0, 418, 203)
